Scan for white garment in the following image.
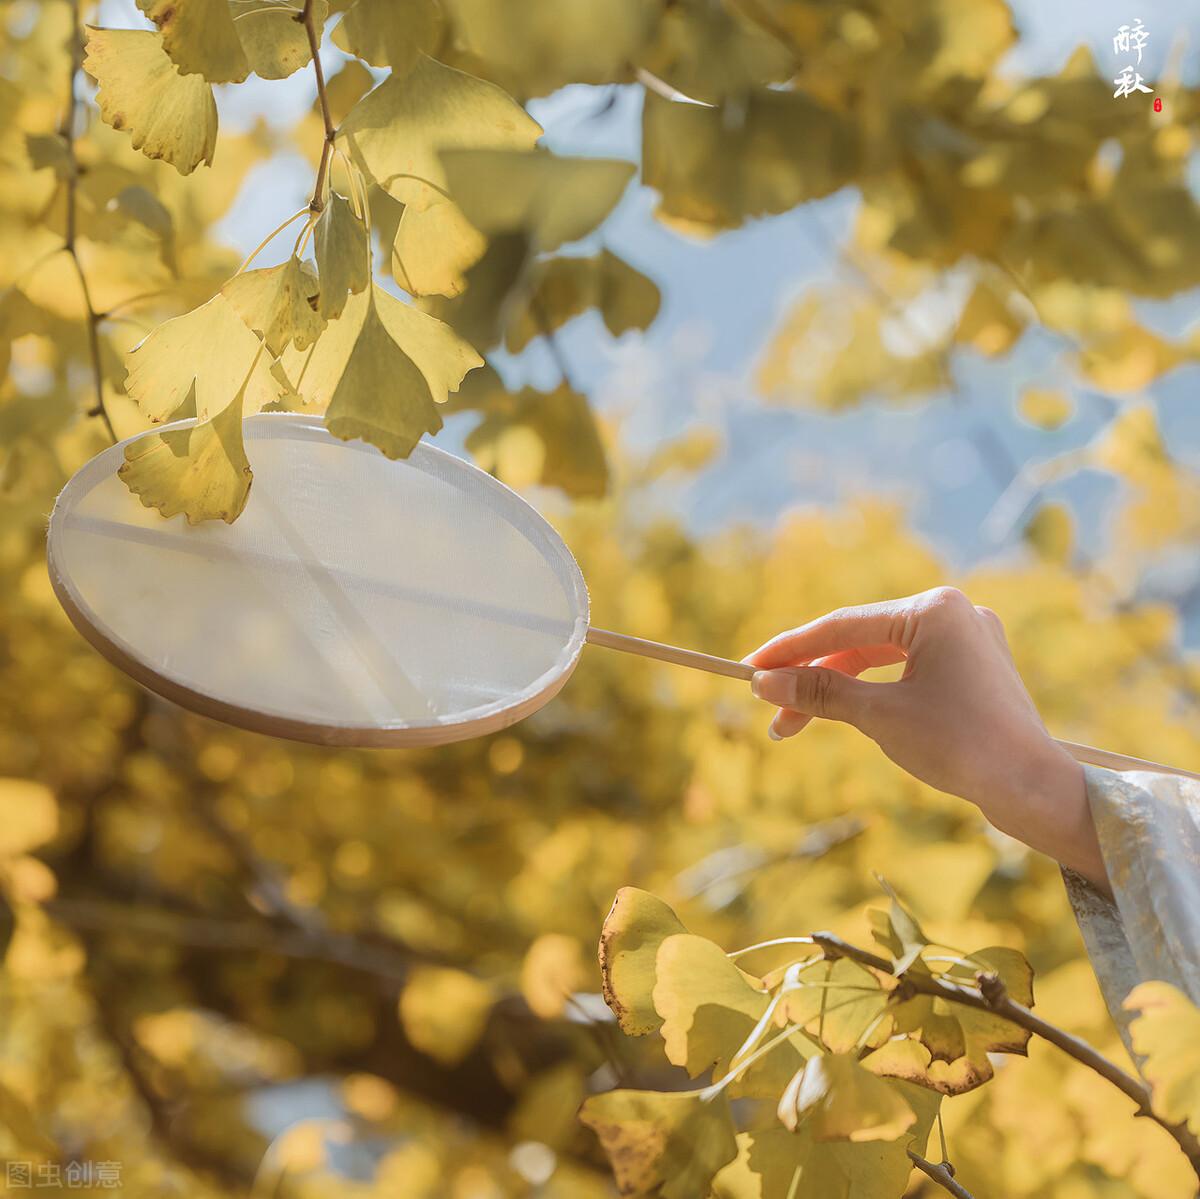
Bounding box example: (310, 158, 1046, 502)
(1063, 766, 1200, 1051)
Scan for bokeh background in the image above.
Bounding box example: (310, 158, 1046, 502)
(2, 0, 1200, 1195)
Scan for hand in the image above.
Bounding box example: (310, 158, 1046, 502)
(746, 587, 1109, 890)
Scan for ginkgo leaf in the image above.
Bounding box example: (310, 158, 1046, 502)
(279, 284, 479, 414)
(774, 958, 892, 1054)
(459, 380, 609, 499)
(372, 287, 482, 405)
(1024, 502, 1074, 564)
(344, 55, 540, 296)
(504, 250, 661, 352)
(579, 1089, 738, 1199)
(340, 53, 541, 209)
(119, 394, 253, 525)
(441, 149, 636, 252)
(233, 0, 328, 80)
(392, 195, 488, 298)
(0, 780, 58, 858)
(332, 0, 442, 73)
(778, 1053, 916, 1142)
(955, 277, 1024, 356)
(653, 932, 805, 1093)
(222, 258, 325, 356)
(421, 233, 531, 352)
(84, 28, 217, 175)
(597, 886, 687, 1036)
(1124, 981, 1200, 1137)
(138, 0, 251, 83)
(124, 294, 282, 422)
(868, 879, 929, 974)
(321, 289, 443, 458)
(864, 946, 1034, 1095)
(314, 193, 370, 321)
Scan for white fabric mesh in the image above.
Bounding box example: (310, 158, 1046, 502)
(48, 415, 589, 742)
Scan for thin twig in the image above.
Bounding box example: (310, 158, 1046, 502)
(61, 0, 116, 442)
(907, 1150, 975, 1199)
(301, 0, 335, 213)
(811, 932, 1200, 1177)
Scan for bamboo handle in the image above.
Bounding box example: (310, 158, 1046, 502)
(584, 626, 1200, 782)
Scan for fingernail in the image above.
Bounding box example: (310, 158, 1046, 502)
(752, 670, 797, 706)
(767, 725, 782, 741)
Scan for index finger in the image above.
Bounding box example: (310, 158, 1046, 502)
(744, 599, 911, 669)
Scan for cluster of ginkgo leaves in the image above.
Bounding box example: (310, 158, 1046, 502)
(583, 884, 1200, 1198)
(77, 0, 659, 522)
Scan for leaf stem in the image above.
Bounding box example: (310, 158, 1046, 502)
(61, 0, 116, 443)
(236, 207, 310, 274)
(906, 1150, 976, 1199)
(301, 0, 335, 213)
(810, 931, 1200, 1177)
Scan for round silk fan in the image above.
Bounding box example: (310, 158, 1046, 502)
(46, 414, 1198, 778)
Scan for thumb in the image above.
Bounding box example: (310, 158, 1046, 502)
(751, 667, 880, 730)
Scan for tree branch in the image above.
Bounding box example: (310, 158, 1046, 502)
(907, 1150, 975, 1199)
(811, 932, 1200, 1178)
(61, 0, 116, 443)
(301, 0, 335, 213)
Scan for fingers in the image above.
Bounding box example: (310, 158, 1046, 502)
(745, 599, 913, 669)
(751, 666, 881, 728)
(759, 647, 903, 740)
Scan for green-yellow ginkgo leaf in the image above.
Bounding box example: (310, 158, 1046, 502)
(773, 958, 892, 1055)
(579, 1089, 738, 1199)
(315, 193, 370, 321)
(232, 0, 328, 80)
(84, 28, 217, 175)
(119, 394, 253, 525)
(597, 887, 688, 1037)
(1019, 386, 1074, 430)
(340, 53, 541, 209)
(332, 0, 442, 73)
(777, 1053, 916, 1142)
(138, 0, 251, 83)
(504, 250, 660, 353)
(279, 284, 479, 414)
(125, 294, 283, 422)
(440, 149, 636, 252)
(869, 879, 930, 974)
(1125, 981, 1200, 1137)
(344, 55, 539, 297)
(319, 289, 443, 459)
(222, 258, 325, 357)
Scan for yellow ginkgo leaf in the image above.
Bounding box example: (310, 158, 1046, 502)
(125, 293, 283, 422)
(344, 55, 540, 297)
(280, 284, 479, 416)
(778, 1053, 916, 1142)
(0, 779, 58, 857)
(955, 278, 1024, 356)
(119, 394, 253, 525)
(222, 258, 325, 356)
(441, 149, 635, 252)
(579, 1089, 738, 1199)
(232, 0, 327, 80)
(318, 289, 443, 459)
(392, 195, 487, 299)
(1125, 981, 1200, 1137)
(653, 933, 769, 1078)
(1019, 387, 1074, 430)
(332, 0, 442, 73)
(340, 54, 541, 210)
(84, 28, 217, 176)
(597, 887, 688, 1036)
(315, 193, 370, 321)
(138, 0, 251, 84)
(398, 966, 493, 1066)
